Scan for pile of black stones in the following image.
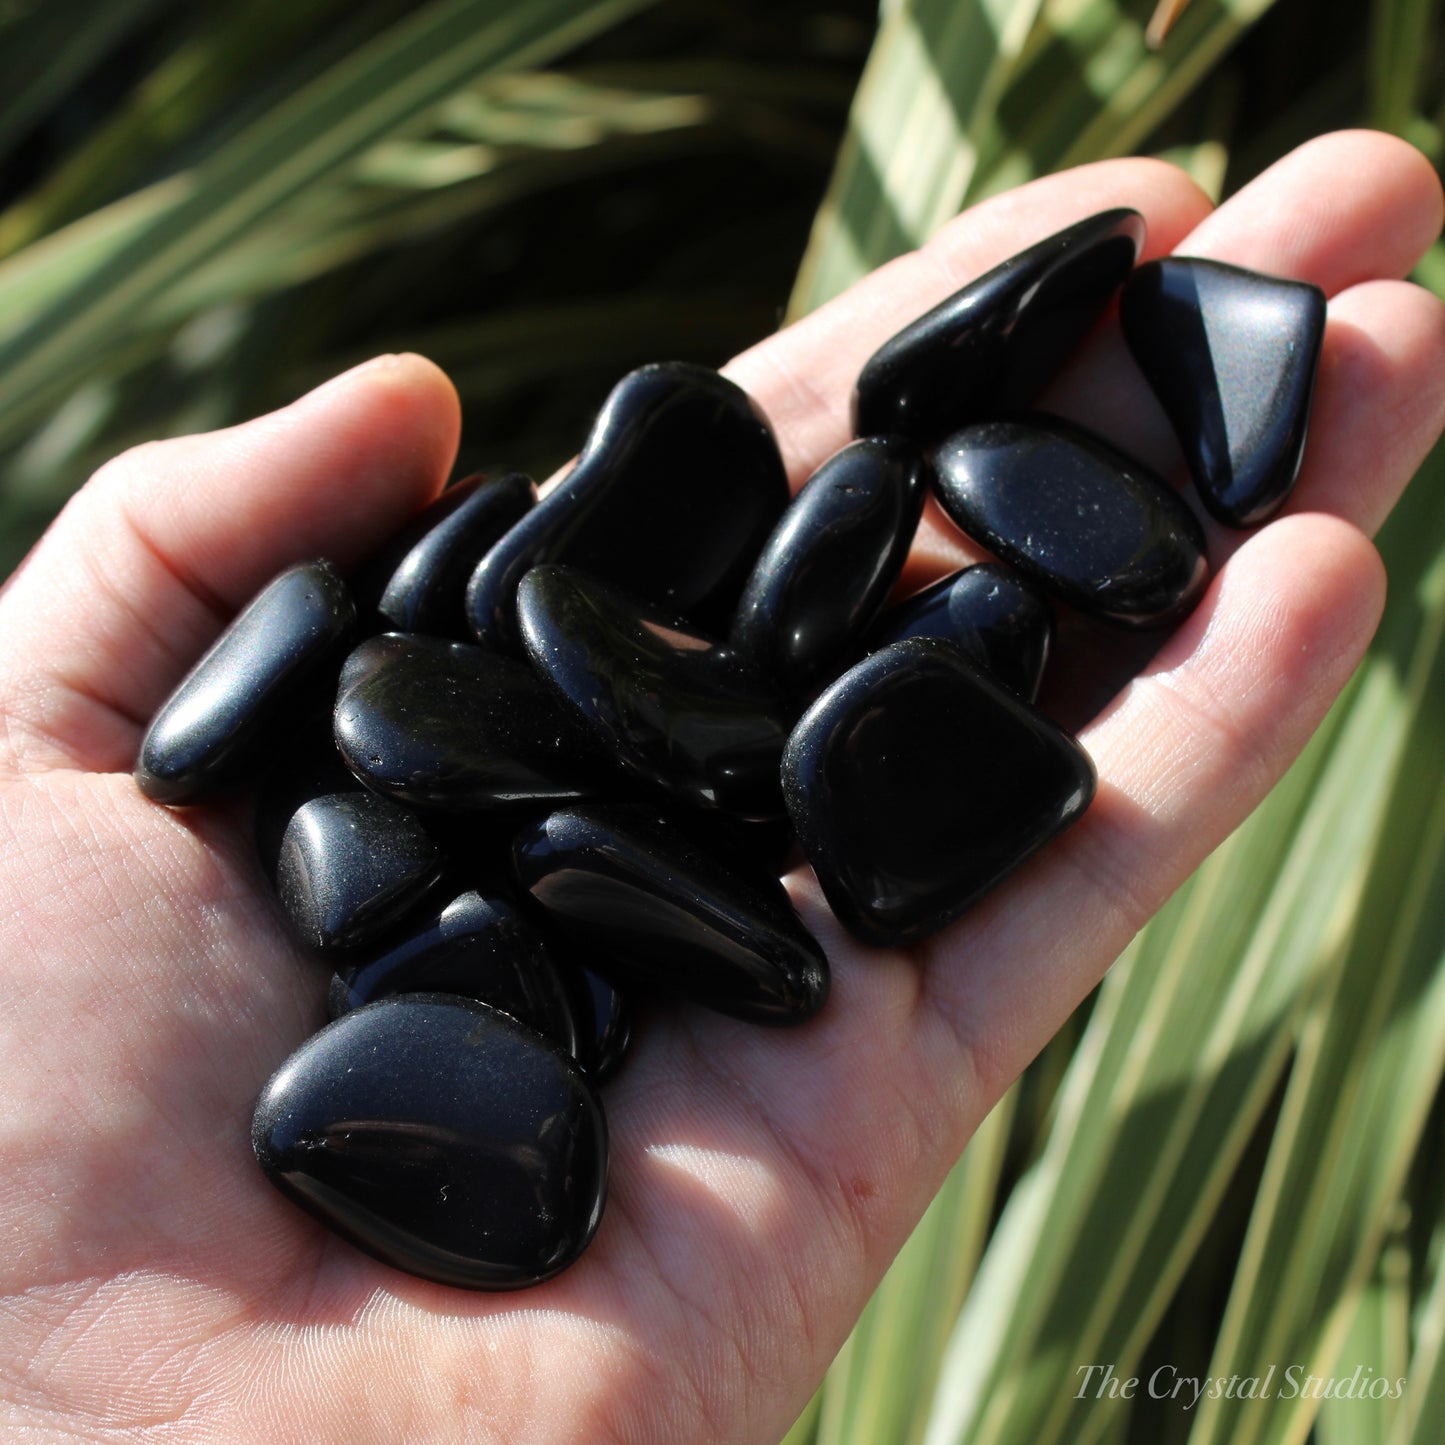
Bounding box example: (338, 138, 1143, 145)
(133, 207, 1327, 1291)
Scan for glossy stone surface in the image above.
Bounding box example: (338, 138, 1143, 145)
(274, 788, 444, 949)
(576, 967, 634, 1082)
(466, 363, 789, 650)
(136, 561, 355, 804)
(782, 638, 1096, 946)
(513, 805, 829, 1025)
(328, 890, 583, 1060)
(867, 562, 1054, 703)
(363, 471, 535, 637)
(729, 437, 929, 697)
(253, 993, 607, 1289)
(933, 416, 1209, 628)
(518, 566, 789, 821)
(852, 209, 1145, 443)
(1121, 257, 1327, 528)
(334, 633, 617, 811)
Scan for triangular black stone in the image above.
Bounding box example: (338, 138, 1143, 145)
(851, 208, 1145, 444)
(782, 639, 1095, 947)
(1121, 257, 1326, 528)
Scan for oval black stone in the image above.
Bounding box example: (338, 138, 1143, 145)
(866, 562, 1054, 703)
(729, 437, 929, 698)
(1120, 257, 1327, 528)
(252, 993, 608, 1290)
(466, 363, 789, 651)
(933, 416, 1209, 628)
(782, 638, 1096, 947)
(136, 561, 355, 804)
(360, 471, 536, 638)
(512, 805, 829, 1026)
(328, 889, 584, 1061)
(852, 209, 1145, 444)
(273, 788, 444, 949)
(334, 633, 617, 812)
(517, 566, 789, 821)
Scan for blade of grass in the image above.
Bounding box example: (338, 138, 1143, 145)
(0, 0, 660, 448)
(1187, 474, 1445, 1445)
(788, 0, 1046, 318)
(1315, 1214, 1412, 1445)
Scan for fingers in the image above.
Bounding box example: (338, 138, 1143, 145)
(725, 155, 1215, 484)
(0, 355, 460, 774)
(918, 511, 1386, 1100)
(1178, 130, 1444, 292)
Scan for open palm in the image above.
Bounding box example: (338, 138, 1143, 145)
(2, 131, 1443, 1444)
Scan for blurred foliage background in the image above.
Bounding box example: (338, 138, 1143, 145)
(2, 1, 1444, 1442)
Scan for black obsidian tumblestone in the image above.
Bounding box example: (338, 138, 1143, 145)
(466, 363, 789, 651)
(328, 889, 584, 1060)
(866, 563, 1054, 703)
(334, 633, 617, 811)
(136, 561, 355, 804)
(357, 470, 536, 638)
(1120, 257, 1327, 528)
(513, 805, 829, 1026)
(252, 993, 607, 1290)
(933, 416, 1209, 628)
(852, 209, 1145, 444)
(729, 436, 929, 698)
(782, 639, 1096, 947)
(517, 566, 789, 821)
(576, 968, 634, 1082)
(272, 788, 444, 949)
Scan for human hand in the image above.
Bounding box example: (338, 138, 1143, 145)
(1, 130, 1443, 1443)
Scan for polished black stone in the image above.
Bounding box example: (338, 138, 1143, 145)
(253, 993, 607, 1289)
(328, 890, 583, 1060)
(360, 471, 536, 638)
(274, 788, 444, 949)
(933, 416, 1209, 628)
(782, 638, 1096, 946)
(518, 566, 789, 821)
(852, 209, 1145, 443)
(1121, 257, 1327, 528)
(334, 633, 617, 811)
(576, 967, 634, 1082)
(867, 562, 1054, 703)
(513, 805, 829, 1025)
(466, 363, 789, 651)
(729, 437, 929, 698)
(136, 561, 355, 804)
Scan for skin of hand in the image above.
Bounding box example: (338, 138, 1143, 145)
(0, 130, 1443, 1445)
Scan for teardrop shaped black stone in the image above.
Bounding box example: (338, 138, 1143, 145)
(136, 561, 355, 804)
(273, 788, 444, 949)
(334, 633, 617, 812)
(1120, 257, 1326, 528)
(252, 993, 608, 1289)
(466, 363, 789, 651)
(866, 562, 1054, 703)
(357, 471, 536, 638)
(512, 805, 828, 1026)
(852, 209, 1145, 444)
(517, 566, 789, 822)
(729, 436, 929, 698)
(328, 889, 584, 1061)
(782, 638, 1096, 947)
(933, 416, 1209, 628)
